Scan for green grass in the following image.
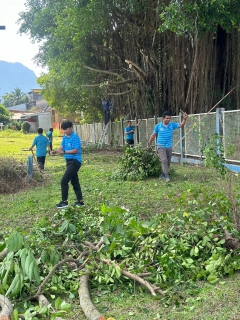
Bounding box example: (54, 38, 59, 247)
(1, 130, 240, 320)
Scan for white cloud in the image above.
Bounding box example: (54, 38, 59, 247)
(0, 0, 46, 76)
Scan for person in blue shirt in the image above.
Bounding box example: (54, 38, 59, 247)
(51, 120, 84, 209)
(125, 119, 142, 147)
(148, 111, 188, 182)
(29, 127, 50, 170)
(46, 128, 53, 153)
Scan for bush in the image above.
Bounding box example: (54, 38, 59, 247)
(112, 144, 161, 180)
(21, 121, 31, 133)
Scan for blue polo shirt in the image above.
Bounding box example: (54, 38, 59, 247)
(32, 134, 50, 157)
(46, 131, 53, 143)
(125, 126, 135, 140)
(153, 122, 179, 148)
(61, 131, 82, 163)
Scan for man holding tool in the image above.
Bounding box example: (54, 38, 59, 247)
(148, 111, 188, 182)
(29, 128, 50, 171)
(51, 120, 84, 209)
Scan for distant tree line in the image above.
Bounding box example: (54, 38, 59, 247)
(2, 88, 28, 109)
(18, 0, 240, 121)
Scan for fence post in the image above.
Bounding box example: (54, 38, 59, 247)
(179, 112, 184, 161)
(216, 108, 224, 156)
(153, 116, 158, 150)
(135, 117, 139, 144)
(121, 118, 125, 146)
(93, 123, 96, 144)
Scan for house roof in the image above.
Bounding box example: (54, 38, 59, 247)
(20, 111, 51, 119)
(7, 104, 27, 111)
(11, 112, 26, 120)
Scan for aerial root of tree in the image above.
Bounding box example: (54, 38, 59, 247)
(0, 295, 13, 320)
(78, 271, 107, 320)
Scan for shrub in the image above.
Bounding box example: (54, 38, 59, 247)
(112, 144, 161, 180)
(21, 121, 31, 133)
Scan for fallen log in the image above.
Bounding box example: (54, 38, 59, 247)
(78, 271, 106, 320)
(0, 295, 13, 320)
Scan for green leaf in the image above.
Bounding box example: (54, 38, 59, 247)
(207, 275, 219, 283)
(103, 235, 110, 244)
(55, 297, 61, 310)
(12, 309, 19, 320)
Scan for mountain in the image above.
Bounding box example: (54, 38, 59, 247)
(0, 61, 40, 97)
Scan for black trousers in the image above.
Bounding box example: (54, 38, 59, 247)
(104, 110, 110, 125)
(37, 156, 46, 170)
(61, 159, 83, 202)
(48, 142, 53, 155)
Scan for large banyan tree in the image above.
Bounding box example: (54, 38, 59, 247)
(18, 0, 240, 120)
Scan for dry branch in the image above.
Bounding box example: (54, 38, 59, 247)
(0, 295, 13, 320)
(125, 59, 147, 82)
(107, 89, 133, 96)
(84, 66, 126, 80)
(140, 50, 157, 71)
(82, 79, 135, 88)
(78, 271, 106, 320)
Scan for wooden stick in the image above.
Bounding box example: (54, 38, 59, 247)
(30, 149, 43, 178)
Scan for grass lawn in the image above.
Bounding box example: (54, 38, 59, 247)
(1, 131, 240, 320)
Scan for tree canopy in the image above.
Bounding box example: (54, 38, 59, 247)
(0, 104, 11, 124)
(2, 88, 28, 108)
(18, 0, 240, 120)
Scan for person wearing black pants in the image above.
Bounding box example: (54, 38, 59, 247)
(51, 120, 84, 209)
(61, 159, 83, 204)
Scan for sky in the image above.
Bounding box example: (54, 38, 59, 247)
(0, 0, 45, 76)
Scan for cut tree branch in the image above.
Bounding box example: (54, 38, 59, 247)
(36, 258, 81, 296)
(102, 259, 164, 296)
(78, 271, 107, 320)
(0, 295, 13, 320)
(0, 249, 7, 261)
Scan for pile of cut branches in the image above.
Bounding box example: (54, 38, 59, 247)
(0, 157, 36, 194)
(0, 198, 240, 319)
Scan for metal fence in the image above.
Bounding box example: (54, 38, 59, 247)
(73, 109, 240, 166)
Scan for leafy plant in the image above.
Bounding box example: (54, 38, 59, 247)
(112, 145, 161, 180)
(203, 133, 228, 177)
(21, 121, 31, 133)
